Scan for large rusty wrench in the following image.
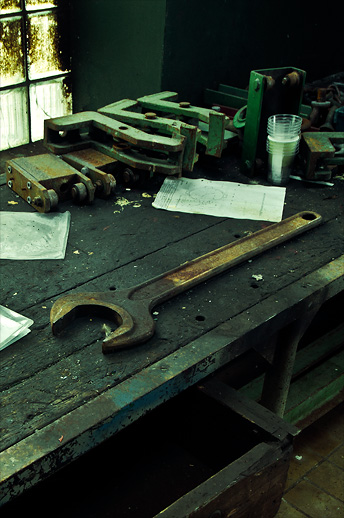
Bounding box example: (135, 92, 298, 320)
(50, 211, 321, 353)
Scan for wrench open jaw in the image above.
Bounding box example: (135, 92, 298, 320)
(50, 290, 156, 353)
(50, 211, 322, 353)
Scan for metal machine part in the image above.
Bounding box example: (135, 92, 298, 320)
(60, 148, 117, 197)
(6, 154, 96, 212)
(204, 84, 249, 111)
(137, 91, 236, 157)
(204, 83, 311, 122)
(44, 111, 186, 177)
(50, 211, 322, 353)
(98, 99, 200, 172)
(301, 132, 344, 179)
(303, 84, 344, 131)
(204, 83, 312, 147)
(241, 67, 306, 174)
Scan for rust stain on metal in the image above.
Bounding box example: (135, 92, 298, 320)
(66, 148, 117, 168)
(308, 136, 326, 153)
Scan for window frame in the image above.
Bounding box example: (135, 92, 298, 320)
(0, 0, 71, 148)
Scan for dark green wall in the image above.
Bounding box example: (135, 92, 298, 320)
(71, 0, 166, 111)
(161, 0, 343, 105)
(70, 0, 343, 111)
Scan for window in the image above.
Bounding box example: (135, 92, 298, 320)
(0, 0, 72, 151)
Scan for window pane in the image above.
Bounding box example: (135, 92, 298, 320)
(27, 11, 70, 80)
(30, 77, 72, 141)
(0, 87, 29, 150)
(0, 0, 21, 15)
(25, 0, 58, 11)
(0, 16, 26, 87)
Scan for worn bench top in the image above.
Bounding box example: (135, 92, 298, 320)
(0, 150, 343, 503)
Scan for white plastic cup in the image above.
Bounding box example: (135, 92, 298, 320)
(267, 152, 294, 186)
(266, 135, 300, 156)
(267, 114, 302, 140)
(266, 114, 301, 185)
(266, 135, 300, 186)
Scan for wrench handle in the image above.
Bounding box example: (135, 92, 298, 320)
(129, 211, 322, 307)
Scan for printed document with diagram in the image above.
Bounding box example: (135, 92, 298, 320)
(153, 177, 286, 222)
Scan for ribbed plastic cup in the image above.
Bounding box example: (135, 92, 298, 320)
(266, 135, 300, 186)
(267, 152, 295, 186)
(267, 114, 302, 140)
(266, 135, 300, 156)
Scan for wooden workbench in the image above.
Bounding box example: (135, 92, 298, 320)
(0, 148, 343, 514)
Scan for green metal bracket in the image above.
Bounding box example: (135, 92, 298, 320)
(44, 111, 185, 177)
(204, 83, 311, 119)
(241, 67, 306, 174)
(137, 91, 236, 158)
(204, 84, 248, 110)
(98, 99, 199, 172)
(233, 106, 247, 129)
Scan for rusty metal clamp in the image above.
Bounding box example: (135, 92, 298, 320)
(137, 92, 232, 157)
(6, 154, 96, 212)
(98, 99, 200, 172)
(44, 111, 186, 177)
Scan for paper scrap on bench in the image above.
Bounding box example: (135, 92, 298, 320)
(0, 305, 34, 351)
(153, 177, 286, 222)
(0, 211, 71, 260)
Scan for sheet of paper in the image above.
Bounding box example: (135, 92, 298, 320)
(0, 305, 34, 351)
(153, 177, 286, 222)
(0, 211, 71, 260)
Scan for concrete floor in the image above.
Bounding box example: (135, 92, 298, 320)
(276, 402, 344, 517)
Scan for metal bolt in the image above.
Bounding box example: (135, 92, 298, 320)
(179, 101, 191, 108)
(33, 196, 43, 207)
(81, 166, 90, 176)
(144, 112, 157, 119)
(282, 71, 300, 87)
(7, 165, 12, 174)
(108, 174, 116, 194)
(27, 181, 31, 189)
(122, 168, 139, 185)
(93, 180, 103, 191)
(71, 182, 87, 202)
(254, 78, 261, 91)
(27, 196, 32, 204)
(266, 75, 275, 90)
(8, 180, 13, 188)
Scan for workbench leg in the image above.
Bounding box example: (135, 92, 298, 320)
(260, 305, 321, 417)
